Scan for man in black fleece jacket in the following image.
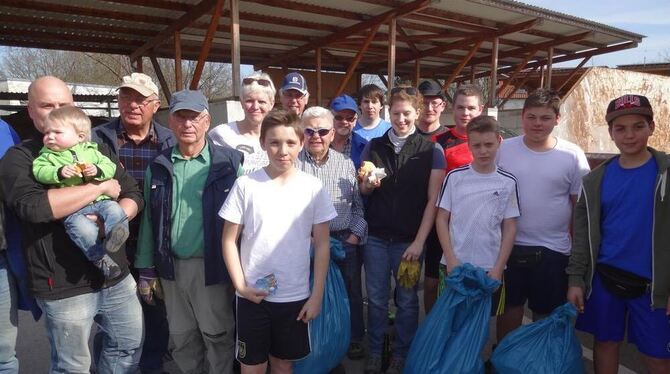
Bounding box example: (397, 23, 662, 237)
(0, 76, 144, 373)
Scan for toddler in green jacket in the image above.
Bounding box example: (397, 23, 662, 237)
(32, 106, 129, 280)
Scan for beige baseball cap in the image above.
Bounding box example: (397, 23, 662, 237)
(118, 72, 159, 97)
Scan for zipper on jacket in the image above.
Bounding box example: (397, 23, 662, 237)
(582, 186, 595, 299)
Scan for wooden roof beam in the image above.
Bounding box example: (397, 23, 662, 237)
(189, 0, 225, 89)
(254, 0, 434, 70)
(557, 56, 591, 92)
(441, 41, 482, 89)
(130, 0, 220, 61)
(498, 66, 538, 108)
(335, 23, 382, 96)
(496, 49, 539, 97)
(388, 18, 540, 67)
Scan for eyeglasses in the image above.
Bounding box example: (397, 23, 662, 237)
(304, 128, 332, 137)
(118, 95, 158, 108)
(242, 77, 273, 87)
(173, 111, 208, 124)
(334, 115, 357, 122)
(424, 99, 445, 109)
(390, 86, 419, 96)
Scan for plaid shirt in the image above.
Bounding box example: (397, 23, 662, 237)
(296, 149, 367, 241)
(331, 135, 352, 158)
(114, 122, 162, 255)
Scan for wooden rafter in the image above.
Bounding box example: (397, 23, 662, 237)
(190, 0, 225, 90)
(335, 23, 382, 97)
(388, 17, 397, 91)
(441, 41, 482, 89)
(557, 56, 591, 92)
(130, 0, 220, 61)
(254, 0, 431, 70)
(498, 66, 538, 108)
(174, 31, 182, 91)
(545, 47, 554, 88)
(149, 55, 171, 100)
(496, 48, 539, 97)
(230, 0, 241, 97)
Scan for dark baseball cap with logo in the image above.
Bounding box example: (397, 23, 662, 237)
(281, 72, 308, 95)
(605, 94, 654, 124)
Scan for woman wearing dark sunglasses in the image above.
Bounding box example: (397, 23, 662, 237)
(210, 72, 275, 174)
(359, 87, 445, 374)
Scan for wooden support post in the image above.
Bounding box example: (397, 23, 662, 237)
(414, 59, 421, 86)
(489, 37, 498, 107)
(316, 48, 322, 105)
(174, 31, 182, 91)
(149, 55, 171, 101)
(335, 23, 381, 97)
(136, 57, 143, 73)
(442, 41, 481, 91)
(190, 0, 225, 90)
(539, 65, 545, 88)
(230, 0, 240, 98)
(470, 65, 476, 83)
(356, 74, 362, 91)
(387, 17, 396, 92)
(557, 56, 591, 92)
(545, 47, 554, 88)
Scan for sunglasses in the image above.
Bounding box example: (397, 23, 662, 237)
(242, 77, 273, 87)
(390, 86, 419, 96)
(334, 115, 357, 122)
(304, 128, 332, 137)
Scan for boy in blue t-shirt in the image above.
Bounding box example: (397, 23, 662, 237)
(352, 84, 391, 141)
(567, 94, 670, 373)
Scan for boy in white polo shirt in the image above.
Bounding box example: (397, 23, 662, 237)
(219, 110, 337, 374)
(435, 115, 519, 317)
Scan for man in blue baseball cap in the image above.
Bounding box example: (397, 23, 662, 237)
(280, 72, 309, 116)
(135, 89, 243, 373)
(330, 94, 367, 168)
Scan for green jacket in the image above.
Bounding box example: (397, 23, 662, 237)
(567, 147, 670, 308)
(32, 142, 116, 201)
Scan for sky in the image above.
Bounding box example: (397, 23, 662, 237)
(522, 0, 670, 67)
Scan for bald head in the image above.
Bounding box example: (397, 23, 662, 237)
(28, 76, 74, 133)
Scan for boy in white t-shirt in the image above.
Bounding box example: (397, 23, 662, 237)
(496, 89, 590, 342)
(435, 115, 520, 317)
(219, 109, 337, 374)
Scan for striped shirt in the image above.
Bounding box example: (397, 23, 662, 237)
(296, 149, 367, 241)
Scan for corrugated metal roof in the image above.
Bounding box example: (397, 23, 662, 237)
(0, 0, 643, 81)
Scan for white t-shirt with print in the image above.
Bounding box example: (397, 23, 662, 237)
(218, 169, 337, 303)
(438, 165, 520, 270)
(209, 121, 268, 174)
(497, 136, 590, 254)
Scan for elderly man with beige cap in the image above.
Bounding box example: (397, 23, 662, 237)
(93, 72, 175, 374)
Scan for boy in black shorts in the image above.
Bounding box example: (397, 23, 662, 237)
(220, 110, 336, 373)
(496, 89, 590, 341)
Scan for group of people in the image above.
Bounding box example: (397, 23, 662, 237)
(0, 68, 668, 374)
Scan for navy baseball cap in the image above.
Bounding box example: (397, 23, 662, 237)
(169, 90, 208, 114)
(330, 94, 358, 113)
(281, 72, 308, 95)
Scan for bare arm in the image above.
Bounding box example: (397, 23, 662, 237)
(221, 220, 267, 304)
(489, 217, 517, 281)
(298, 221, 330, 322)
(402, 168, 444, 261)
(435, 208, 459, 272)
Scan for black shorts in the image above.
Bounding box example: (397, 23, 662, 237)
(504, 245, 569, 314)
(424, 228, 442, 279)
(236, 297, 310, 365)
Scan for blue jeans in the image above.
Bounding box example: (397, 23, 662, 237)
(37, 274, 143, 374)
(364, 236, 420, 359)
(335, 243, 365, 342)
(0, 253, 18, 374)
(63, 200, 128, 262)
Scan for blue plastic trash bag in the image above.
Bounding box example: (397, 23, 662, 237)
(491, 303, 585, 374)
(294, 238, 350, 374)
(405, 263, 500, 374)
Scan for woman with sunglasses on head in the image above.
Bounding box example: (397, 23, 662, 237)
(359, 86, 445, 374)
(210, 72, 276, 174)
